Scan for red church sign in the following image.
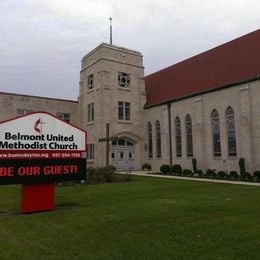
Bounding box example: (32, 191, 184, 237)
(0, 112, 87, 213)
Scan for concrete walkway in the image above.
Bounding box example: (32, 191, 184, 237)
(118, 171, 260, 187)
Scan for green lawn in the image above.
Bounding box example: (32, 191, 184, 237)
(0, 176, 259, 259)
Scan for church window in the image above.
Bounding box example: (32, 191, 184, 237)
(185, 114, 193, 157)
(87, 103, 94, 122)
(16, 109, 33, 116)
(118, 139, 126, 145)
(211, 109, 221, 157)
(87, 74, 94, 90)
(118, 101, 130, 120)
(147, 122, 153, 158)
(87, 144, 95, 160)
(118, 72, 130, 88)
(155, 120, 162, 158)
(175, 117, 182, 157)
(226, 106, 237, 156)
(56, 112, 70, 123)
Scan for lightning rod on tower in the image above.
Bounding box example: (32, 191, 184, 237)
(109, 17, 113, 45)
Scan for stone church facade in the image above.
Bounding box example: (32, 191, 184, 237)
(1, 29, 260, 173)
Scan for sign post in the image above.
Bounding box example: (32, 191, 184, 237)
(21, 184, 56, 213)
(0, 111, 87, 213)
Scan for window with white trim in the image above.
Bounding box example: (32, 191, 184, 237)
(87, 103, 94, 122)
(211, 109, 221, 157)
(16, 109, 33, 116)
(56, 112, 70, 123)
(185, 114, 193, 157)
(155, 120, 161, 158)
(87, 144, 95, 160)
(226, 106, 237, 157)
(87, 74, 94, 90)
(147, 122, 153, 158)
(118, 101, 130, 120)
(175, 116, 182, 157)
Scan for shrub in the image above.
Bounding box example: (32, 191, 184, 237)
(239, 158, 246, 176)
(142, 163, 151, 171)
(109, 165, 117, 171)
(95, 167, 108, 183)
(182, 169, 193, 176)
(86, 167, 98, 184)
(241, 172, 253, 181)
(247, 172, 253, 181)
(171, 164, 182, 175)
(103, 166, 114, 182)
(206, 169, 216, 178)
(253, 171, 260, 180)
(192, 158, 197, 174)
(86, 166, 121, 184)
(112, 173, 132, 182)
(217, 171, 227, 179)
(229, 171, 238, 180)
(196, 169, 203, 177)
(160, 164, 171, 174)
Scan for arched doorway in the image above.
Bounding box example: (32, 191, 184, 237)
(111, 138, 135, 171)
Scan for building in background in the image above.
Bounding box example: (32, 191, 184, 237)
(0, 29, 260, 172)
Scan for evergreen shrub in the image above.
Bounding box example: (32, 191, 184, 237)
(192, 158, 197, 174)
(239, 158, 246, 176)
(160, 164, 171, 174)
(243, 172, 253, 181)
(171, 164, 182, 175)
(217, 171, 227, 179)
(86, 166, 129, 184)
(253, 171, 260, 181)
(142, 163, 151, 171)
(229, 171, 238, 180)
(196, 169, 204, 177)
(206, 169, 216, 178)
(182, 169, 193, 176)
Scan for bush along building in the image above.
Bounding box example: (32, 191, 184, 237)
(1, 29, 260, 174)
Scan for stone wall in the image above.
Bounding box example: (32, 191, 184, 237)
(143, 79, 260, 173)
(0, 92, 79, 125)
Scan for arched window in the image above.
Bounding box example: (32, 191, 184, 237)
(185, 114, 193, 157)
(211, 109, 221, 157)
(155, 120, 161, 158)
(147, 122, 153, 158)
(175, 117, 182, 157)
(226, 107, 237, 156)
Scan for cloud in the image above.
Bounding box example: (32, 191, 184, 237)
(0, 0, 259, 99)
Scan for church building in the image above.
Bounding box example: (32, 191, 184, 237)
(1, 29, 260, 173)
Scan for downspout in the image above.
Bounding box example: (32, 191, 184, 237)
(167, 102, 173, 167)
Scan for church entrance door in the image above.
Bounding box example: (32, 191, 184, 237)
(111, 139, 135, 171)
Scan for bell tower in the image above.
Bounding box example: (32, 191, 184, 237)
(79, 43, 146, 170)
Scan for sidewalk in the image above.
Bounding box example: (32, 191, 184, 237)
(118, 171, 260, 187)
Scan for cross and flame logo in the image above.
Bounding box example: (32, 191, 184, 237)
(34, 118, 45, 134)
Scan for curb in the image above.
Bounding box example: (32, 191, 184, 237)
(118, 171, 260, 187)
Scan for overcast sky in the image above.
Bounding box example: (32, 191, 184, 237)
(0, 0, 259, 100)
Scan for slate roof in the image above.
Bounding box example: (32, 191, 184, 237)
(145, 29, 260, 107)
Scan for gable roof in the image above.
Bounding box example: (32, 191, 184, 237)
(145, 29, 260, 108)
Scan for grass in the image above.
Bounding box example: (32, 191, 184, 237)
(0, 176, 259, 259)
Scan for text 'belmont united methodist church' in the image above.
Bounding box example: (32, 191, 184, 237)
(0, 132, 78, 150)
